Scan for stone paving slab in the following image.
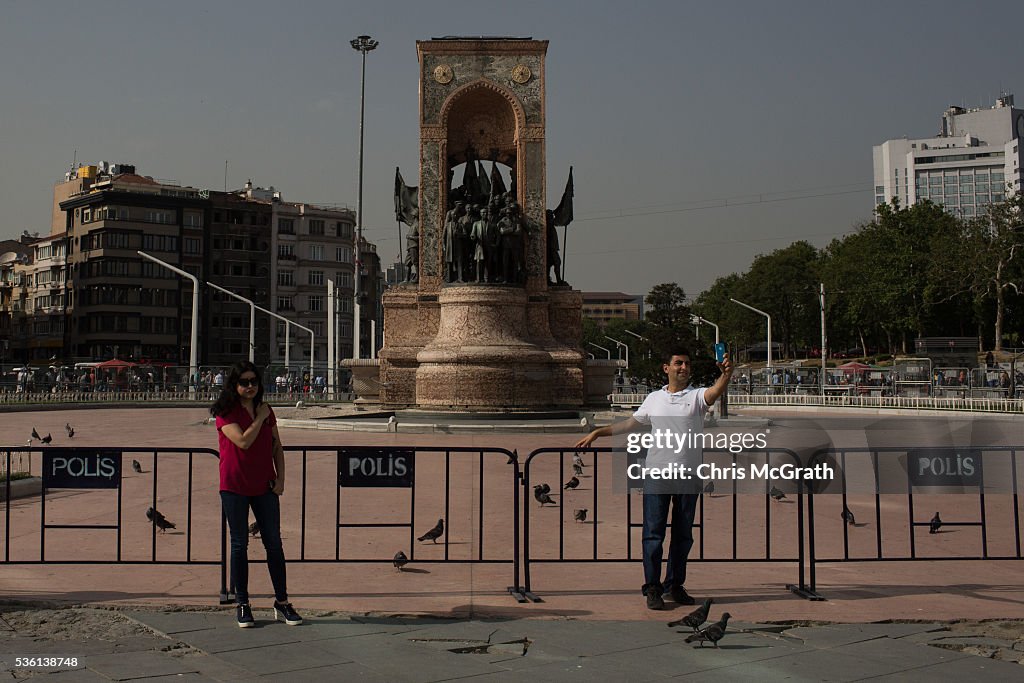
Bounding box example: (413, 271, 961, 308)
(311, 634, 509, 681)
(77, 651, 200, 681)
(876, 654, 1024, 680)
(828, 636, 970, 669)
(260, 661, 392, 682)
(781, 622, 947, 648)
(676, 648, 910, 682)
(211, 639, 354, 675)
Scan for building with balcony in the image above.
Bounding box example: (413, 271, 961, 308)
(581, 291, 643, 327)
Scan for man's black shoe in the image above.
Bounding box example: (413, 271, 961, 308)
(668, 585, 696, 605)
(644, 585, 665, 610)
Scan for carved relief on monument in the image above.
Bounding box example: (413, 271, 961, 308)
(420, 140, 441, 278)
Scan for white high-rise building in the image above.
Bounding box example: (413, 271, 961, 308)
(873, 94, 1024, 217)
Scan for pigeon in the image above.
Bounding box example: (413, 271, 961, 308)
(769, 486, 786, 501)
(669, 598, 713, 632)
(132, 460, 143, 474)
(841, 506, 856, 526)
(533, 484, 556, 506)
(929, 512, 942, 534)
(563, 476, 580, 490)
(295, 400, 305, 409)
(65, 423, 75, 438)
(573, 454, 586, 469)
(393, 550, 409, 571)
(684, 612, 731, 648)
(418, 518, 444, 543)
(248, 522, 260, 537)
(573, 463, 583, 477)
(573, 509, 588, 523)
(31, 427, 41, 441)
(40, 433, 52, 445)
(146, 507, 175, 532)
(703, 480, 715, 495)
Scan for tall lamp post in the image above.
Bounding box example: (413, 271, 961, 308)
(206, 282, 255, 363)
(251, 303, 314, 393)
(622, 329, 650, 359)
(730, 298, 772, 374)
(350, 34, 378, 360)
(604, 335, 629, 371)
(690, 315, 720, 345)
(138, 251, 199, 395)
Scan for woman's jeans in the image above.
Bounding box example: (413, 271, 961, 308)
(220, 491, 288, 604)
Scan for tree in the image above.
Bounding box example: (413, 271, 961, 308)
(963, 194, 1024, 350)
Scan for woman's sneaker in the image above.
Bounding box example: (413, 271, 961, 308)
(273, 601, 303, 625)
(236, 603, 255, 628)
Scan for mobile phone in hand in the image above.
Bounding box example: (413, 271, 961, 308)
(714, 342, 727, 363)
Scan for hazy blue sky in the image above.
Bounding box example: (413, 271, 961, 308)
(2, 1, 1021, 298)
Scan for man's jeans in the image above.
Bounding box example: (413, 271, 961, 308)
(642, 493, 698, 592)
(220, 491, 288, 604)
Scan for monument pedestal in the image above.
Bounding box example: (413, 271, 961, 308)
(413, 286, 581, 410)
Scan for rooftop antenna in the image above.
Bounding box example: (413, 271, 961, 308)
(224, 160, 228, 193)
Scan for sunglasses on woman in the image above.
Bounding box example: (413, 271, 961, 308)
(237, 378, 260, 388)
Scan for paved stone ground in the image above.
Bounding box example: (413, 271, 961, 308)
(1, 606, 1022, 681)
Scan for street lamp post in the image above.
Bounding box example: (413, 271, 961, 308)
(588, 342, 612, 359)
(690, 315, 720, 345)
(138, 251, 199, 395)
(350, 34, 378, 361)
(251, 302, 315, 392)
(730, 298, 772, 374)
(207, 282, 255, 363)
(604, 335, 629, 371)
(622, 329, 650, 359)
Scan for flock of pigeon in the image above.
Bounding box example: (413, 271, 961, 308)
(667, 598, 732, 647)
(28, 423, 74, 446)
(532, 452, 589, 524)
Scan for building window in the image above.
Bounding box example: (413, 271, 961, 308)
(184, 238, 201, 254)
(277, 296, 293, 311)
(278, 270, 294, 286)
(335, 246, 352, 263)
(309, 219, 325, 236)
(309, 244, 324, 261)
(183, 213, 203, 228)
(278, 218, 295, 235)
(278, 243, 294, 259)
(337, 272, 352, 288)
(308, 295, 323, 312)
(309, 270, 324, 285)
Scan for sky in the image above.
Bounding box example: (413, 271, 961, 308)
(2, 0, 1022, 299)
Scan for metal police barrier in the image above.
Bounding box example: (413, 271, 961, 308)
(516, 447, 822, 602)
(804, 446, 1024, 597)
(1, 446, 230, 603)
(279, 445, 526, 602)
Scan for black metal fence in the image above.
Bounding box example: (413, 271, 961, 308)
(514, 447, 820, 601)
(3, 443, 1022, 605)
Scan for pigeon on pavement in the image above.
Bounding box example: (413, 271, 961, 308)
(703, 480, 715, 495)
(684, 612, 731, 648)
(147, 507, 175, 532)
(41, 433, 52, 445)
(534, 484, 556, 506)
(418, 518, 445, 543)
(769, 486, 786, 501)
(563, 476, 580, 490)
(132, 460, 144, 474)
(930, 512, 942, 534)
(841, 506, 856, 526)
(65, 423, 75, 438)
(31, 428, 41, 441)
(248, 522, 260, 537)
(573, 462, 583, 477)
(668, 598, 713, 632)
(393, 550, 409, 571)
(573, 509, 588, 523)
(573, 454, 586, 469)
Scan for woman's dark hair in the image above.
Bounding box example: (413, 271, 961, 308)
(210, 361, 264, 417)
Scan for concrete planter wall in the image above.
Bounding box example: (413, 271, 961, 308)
(0, 476, 42, 501)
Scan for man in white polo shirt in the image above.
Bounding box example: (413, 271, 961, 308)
(575, 346, 733, 610)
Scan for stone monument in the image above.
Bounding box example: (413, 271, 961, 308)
(378, 37, 584, 410)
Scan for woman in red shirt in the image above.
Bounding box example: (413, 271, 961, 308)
(210, 361, 302, 628)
